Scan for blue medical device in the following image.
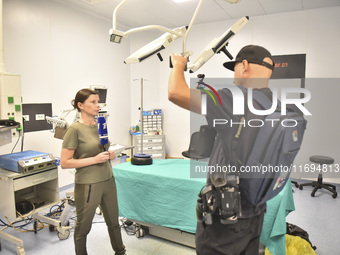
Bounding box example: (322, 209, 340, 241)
(0, 150, 56, 173)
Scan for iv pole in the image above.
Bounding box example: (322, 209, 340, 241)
(130, 78, 153, 165)
(133, 78, 148, 154)
(140, 78, 144, 153)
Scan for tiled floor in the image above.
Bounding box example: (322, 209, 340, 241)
(0, 180, 339, 255)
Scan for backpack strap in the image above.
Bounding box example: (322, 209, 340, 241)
(251, 89, 280, 111)
(225, 86, 248, 171)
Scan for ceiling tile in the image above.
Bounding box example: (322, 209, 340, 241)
(302, 0, 340, 10)
(58, 0, 340, 29)
(259, 0, 303, 15)
(218, 0, 266, 19)
(196, 0, 233, 23)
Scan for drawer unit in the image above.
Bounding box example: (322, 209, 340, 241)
(0, 167, 59, 220)
(133, 134, 165, 159)
(13, 168, 58, 191)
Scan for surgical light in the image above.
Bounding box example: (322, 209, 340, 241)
(189, 16, 249, 73)
(109, 30, 124, 44)
(110, 0, 244, 64)
(124, 26, 187, 64)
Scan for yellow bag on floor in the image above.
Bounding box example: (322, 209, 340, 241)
(265, 234, 316, 255)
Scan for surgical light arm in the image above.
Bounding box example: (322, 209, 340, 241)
(167, 0, 206, 70)
(109, 25, 184, 44)
(109, 0, 187, 63)
(189, 16, 249, 73)
(170, 0, 244, 69)
(109, 0, 184, 43)
(124, 26, 187, 64)
(126, 0, 205, 66)
(178, 0, 241, 56)
(182, 0, 205, 57)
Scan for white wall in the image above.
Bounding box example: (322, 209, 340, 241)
(131, 7, 340, 181)
(1, 0, 131, 187)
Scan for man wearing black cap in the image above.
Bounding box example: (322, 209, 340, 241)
(168, 45, 275, 255)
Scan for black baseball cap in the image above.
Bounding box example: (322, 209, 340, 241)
(223, 45, 274, 71)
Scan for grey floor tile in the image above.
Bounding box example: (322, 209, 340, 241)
(1, 181, 339, 255)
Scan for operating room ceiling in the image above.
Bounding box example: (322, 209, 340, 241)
(58, 0, 340, 28)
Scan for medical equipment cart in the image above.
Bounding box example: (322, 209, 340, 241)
(0, 166, 70, 255)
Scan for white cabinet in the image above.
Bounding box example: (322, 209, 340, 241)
(0, 167, 71, 253)
(133, 135, 165, 159)
(0, 167, 59, 220)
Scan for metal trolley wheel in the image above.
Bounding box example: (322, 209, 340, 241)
(135, 227, 144, 238)
(33, 220, 38, 234)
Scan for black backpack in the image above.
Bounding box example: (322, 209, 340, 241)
(196, 86, 307, 224)
(232, 87, 307, 206)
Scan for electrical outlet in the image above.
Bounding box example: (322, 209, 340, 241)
(23, 115, 29, 121)
(35, 114, 45, 121)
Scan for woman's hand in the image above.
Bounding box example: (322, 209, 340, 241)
(61, 149, 113, 169)
(108, 150, 116, 160)
(94, 151, 111, 163)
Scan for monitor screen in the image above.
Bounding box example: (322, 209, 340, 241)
(90, 86, 107, 105)
(96, 88, 107, 104)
